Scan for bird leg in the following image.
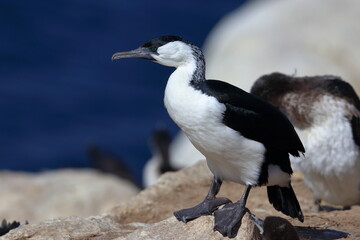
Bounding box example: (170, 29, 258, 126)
(214, 185, 252, 238)
(312, 198, 322, 212)
(248, 212, 264, 234)
(313, 198, 351, 212)
(174, 176, 231, 223)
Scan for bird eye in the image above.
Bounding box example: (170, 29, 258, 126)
(150, 47, 158, 52)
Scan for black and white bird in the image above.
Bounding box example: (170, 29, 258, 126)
(143, 128, 178, 187)
(251, 73, 360, 211)
(112, 36, 304, 238)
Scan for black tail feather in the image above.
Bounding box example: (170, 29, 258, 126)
(267, 184, 304, 222)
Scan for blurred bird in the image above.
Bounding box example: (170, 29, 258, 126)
(0, 219, 21, 236)
(143, 128, 178, 187)
(86, 144, 137, 186)
(251, 72, 360, 211)
(112, 36, 304, 238)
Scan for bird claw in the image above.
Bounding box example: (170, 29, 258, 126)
(174, 197, 231, 223)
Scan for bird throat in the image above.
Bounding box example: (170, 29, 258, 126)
(163, 46, 208, 131)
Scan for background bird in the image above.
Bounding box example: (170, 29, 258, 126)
(251, 72, 360, 211)
(143, 128, 178, 187)
(112, 36, 304, 238)
(0, 219, 22, 237)
(87, 144, 138, 186)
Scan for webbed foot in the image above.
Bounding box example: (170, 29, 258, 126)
(214, 202, 248, 238)
(174, 197, 231, 223)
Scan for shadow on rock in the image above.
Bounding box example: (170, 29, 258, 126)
(296, 226, 350, 240)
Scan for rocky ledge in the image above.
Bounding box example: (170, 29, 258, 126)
(1, 161, 359, 239)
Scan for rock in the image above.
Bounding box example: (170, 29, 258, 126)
(1, 162, 261, 240)
(1, 215, 260, 240)
(110, 161, 213, 224)
(116, 214, 260, 240)
(0, 169, 139, 223)
(0, 216, 126, 240)
(108, 161, 359, 239)
(1, 161, 358, 239)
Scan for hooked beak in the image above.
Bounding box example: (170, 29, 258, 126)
(111, 47, 155, 61)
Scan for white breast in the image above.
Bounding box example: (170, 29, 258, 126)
(164, 63, 266, 186)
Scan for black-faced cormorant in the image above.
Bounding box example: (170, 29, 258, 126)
(112, 36, 304, 238)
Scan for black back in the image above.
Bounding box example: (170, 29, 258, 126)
(193, 80, 305, 183)
(196, 80, 304, 155)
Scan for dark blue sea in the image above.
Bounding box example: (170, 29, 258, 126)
(0, 0, 245, 186)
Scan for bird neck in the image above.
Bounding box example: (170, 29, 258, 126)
(189, 46, 206, 85)
(166, 45, 206, 92)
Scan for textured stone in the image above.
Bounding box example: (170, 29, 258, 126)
(1, 216, 126, 240)
(1, 161, 358, 239)
(1, 215, 260, 240)
(115, 215, 260, 240)
(0, 169, 138, 223)
(109, 161, 213, 224)
(1, 162, 261, 240)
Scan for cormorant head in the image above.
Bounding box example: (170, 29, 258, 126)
(112, 35, 196, 68)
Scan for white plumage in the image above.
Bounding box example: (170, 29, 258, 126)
(292, 95, 360, 206)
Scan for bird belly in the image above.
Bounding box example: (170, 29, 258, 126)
(187, 122, 266, 185)
(293, 119, 360, 206)
(164, 80, 265, 186)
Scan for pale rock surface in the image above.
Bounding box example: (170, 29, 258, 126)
(115, 214, 260, 240)
(1, 161, 358, 239)
(1, 216, 125, 240)
(1, 215, 259, 240)
(1, 162, 261, 240)
(0, 169, 139, 223)
(111, 160, 214, 224)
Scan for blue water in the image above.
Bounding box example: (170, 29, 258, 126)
(0, 0, 245, 185)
